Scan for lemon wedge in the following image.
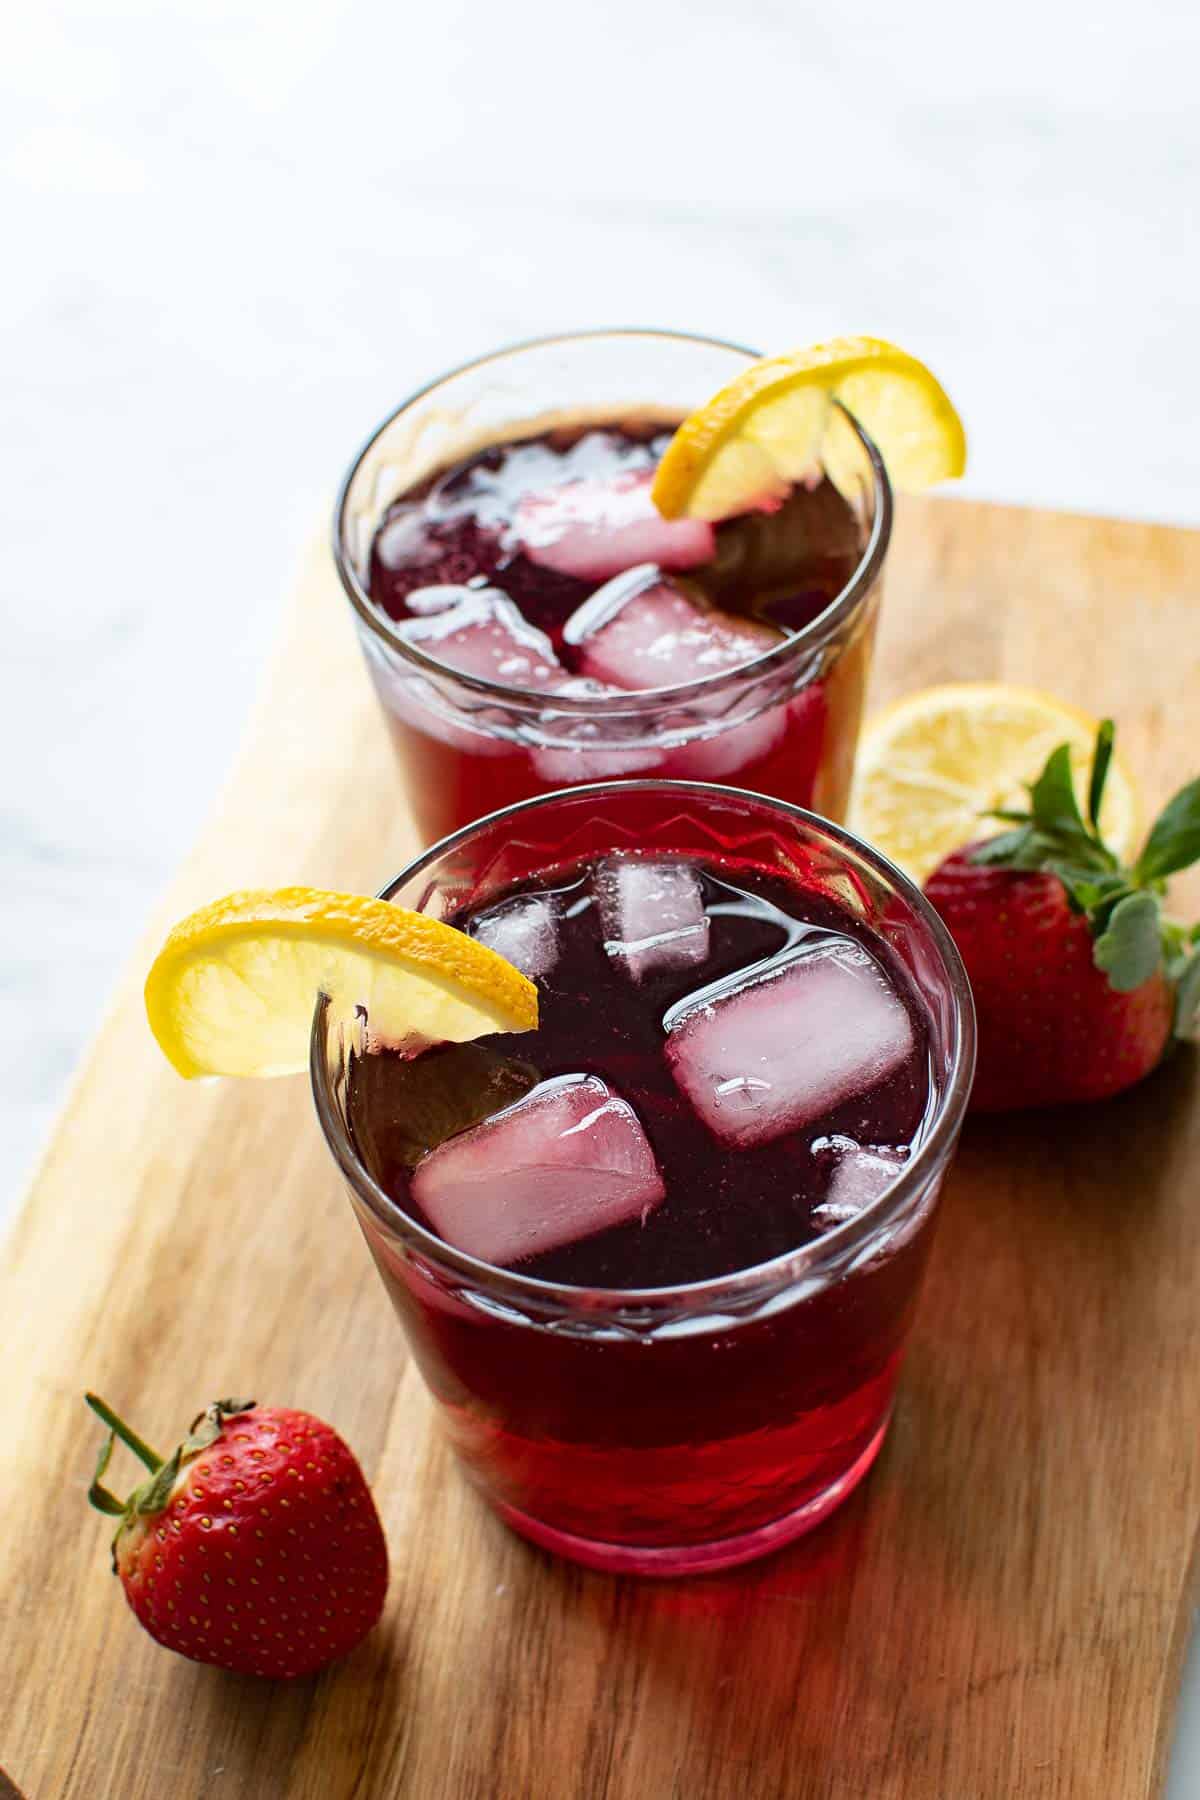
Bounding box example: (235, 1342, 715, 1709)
(847, 684, 1142, 886)
(651, 336, 965, 522)
(145, 888, 538, 1079)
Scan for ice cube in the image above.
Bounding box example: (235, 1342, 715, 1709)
(569, 581, 799, 780)
(660, 681, 824, 784)
(665, 943, 915, 1148)
(399, 590, 562, 690)
(374, 504, 444, 571)
(515, 471, 715, 581)
(371, 591, 564, 758)
(469, 894, 559, 980)
(595, 858, 709, 982)
(529, 736, 665, 783)
(659, 696, 787, 781)
(366, 647, 512, 758)
(568, 574, 781, 693)
(410, 1074, 665, 1266)
(528, 676, 666, 783)
(812, 1139, 907, 1228)
(401, 583, 488, 617)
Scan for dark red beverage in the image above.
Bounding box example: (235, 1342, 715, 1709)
(322, 785, 973, 1574)
(335, 335, 889, 846)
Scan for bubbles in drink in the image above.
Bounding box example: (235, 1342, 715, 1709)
(664, 942, 915, 1150)
(410, 1073, 665, 1267)
(595, 857, 709, 982)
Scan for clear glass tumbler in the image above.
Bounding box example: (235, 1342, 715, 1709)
(312, 781, 974, 1575)
(333, 332, 891, 846)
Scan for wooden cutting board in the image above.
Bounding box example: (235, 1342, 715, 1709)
(3, 498, 1199, 1800)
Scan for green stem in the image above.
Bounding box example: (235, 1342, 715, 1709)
(85, 1393, 163, 1472)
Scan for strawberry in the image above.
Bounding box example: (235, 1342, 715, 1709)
(86, 1394, 387, 1679)
(925, 721, 1200, 1112)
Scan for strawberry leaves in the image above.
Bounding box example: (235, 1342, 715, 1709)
(1132, 777, 1200, 884)
(85, 1394, 257, 1571)
(1165, 919, 1200, 1040)
(1092, 892, 1164, 992)
(1177, 950, 1200, 1041)
(972, 741, 1117, 878)
(1029, 743, 1113, 864)
(1087, 718, 1115, 834)
(971, 720, 1200, 1027)
(88, 1431, 126, 1518)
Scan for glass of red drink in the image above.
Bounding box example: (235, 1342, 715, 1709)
(333, 332, 891, 845)
(312, 782, 974, 1575)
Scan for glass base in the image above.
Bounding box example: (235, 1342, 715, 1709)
(495, 1413, 891, 1577)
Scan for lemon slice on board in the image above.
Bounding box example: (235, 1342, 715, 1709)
(651, 336, 966, 522)
(145, 888, 538, 1079)
(848, 684, 1142, 886)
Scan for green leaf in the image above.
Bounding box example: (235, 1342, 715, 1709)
(1029, 744, 1089, 843)
(1134, 776, 1200, 884)
(1044, 864, 1128, 906)
(88, 1432, 126, 1517)
(1088, 888, 1141, 940)
(1162, 919, 1194, 981)
(1175, 952, 1200, 1041)
(1092, 891, 1164, 993)
(971, 828, 1035, 867)
(183, 1413, 223, 1455)
(92, 1428, 114, 1485)
(1043, 866, 1131, 922)
(135, 1446, 183, 1515)
(182, 1397, 255, 1454)
(88, 1486, 126, 1518)
(972, 827, 1084, 872)
(1006, 741, 1115, 870)
(1087, 719, 1115, 832)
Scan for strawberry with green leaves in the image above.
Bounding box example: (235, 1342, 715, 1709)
(87, 1394, 388, 1679)
(925, 721, 1200, 1112)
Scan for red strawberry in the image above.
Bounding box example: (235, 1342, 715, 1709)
(925, 720, 1200, 1112)
(86, 1394, 387, 1679)
(926, 849, 1176, 1109)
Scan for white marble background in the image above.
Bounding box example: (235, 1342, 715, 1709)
(4, 0, 1199, 1785)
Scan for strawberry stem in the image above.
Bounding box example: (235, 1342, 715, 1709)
(85, 1393, 163, 1473)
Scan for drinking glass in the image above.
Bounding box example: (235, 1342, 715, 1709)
(334, 332, 891, 845)
(312, 781, 974, 1575)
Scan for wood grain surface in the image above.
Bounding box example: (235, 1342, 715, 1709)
(3, 499, 1199, 1799)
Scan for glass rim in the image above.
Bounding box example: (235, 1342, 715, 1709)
(310, 779, 976, 1318)
(330, 328, 893, 717)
